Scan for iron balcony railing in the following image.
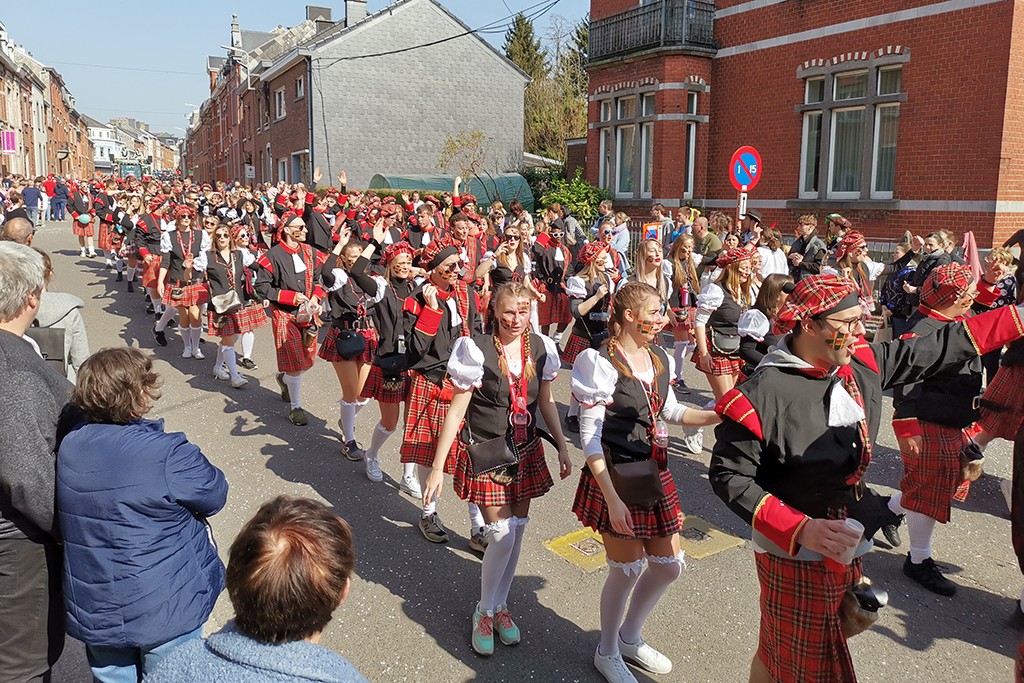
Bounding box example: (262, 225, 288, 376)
(589, 0, 717, 62)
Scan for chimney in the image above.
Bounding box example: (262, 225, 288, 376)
(306, 5, 334, 33)
(345, 0, 367, 26)
(230, 14, 241, 49)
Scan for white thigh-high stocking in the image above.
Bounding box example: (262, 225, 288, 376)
(618, 552, 685, 644)
(494, 517, 528, 608)
(598, 558, 644, 656)
(479, 518, 517, 614)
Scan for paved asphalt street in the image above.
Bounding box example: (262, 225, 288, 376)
(35, 219, 1022, 683)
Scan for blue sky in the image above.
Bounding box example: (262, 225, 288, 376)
(2, 0, 588, 136)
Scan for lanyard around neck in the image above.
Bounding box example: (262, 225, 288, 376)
(499, 334, 529, 414)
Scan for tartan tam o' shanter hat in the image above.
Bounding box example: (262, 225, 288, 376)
(775, 274, 860, 332)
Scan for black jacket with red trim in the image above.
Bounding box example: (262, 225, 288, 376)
(302, 204, 334, 255)
(69, 190, 92, 218)
(373, 278, 416, 358)
(531, 236, 573, 294)
(891, 307, 984, 434)
(136, 215, 163, 259)
(709, 305, 1024, 557)
(402, 280, 476, 384)
(254, 242, 326, 311)
(94, 192, 117, 224)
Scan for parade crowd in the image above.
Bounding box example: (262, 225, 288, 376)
(2, 168, 1024, 683)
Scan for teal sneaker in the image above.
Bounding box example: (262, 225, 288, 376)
(493, 605, 521, 646)
(471, 607, 494, 656)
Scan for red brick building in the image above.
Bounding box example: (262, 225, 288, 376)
(586, 0, 1023, 247)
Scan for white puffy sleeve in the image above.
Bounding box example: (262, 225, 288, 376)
(661, 259, 675, 281)
(240, 248, 256, 268)
(863, 259, 885, 282)
(159, 230, 172, 254)
(738, 308, 770, 341)
(694, 283, 725, 328)
(324, 268, 349, 293)
(539, 334, 560, 381)
(565, 276, 587, 299)
(368, 275, 388, 304)
(571, 348, 617, 407)
(524, 255, 533, 275)
(448, 337, 485, 390)
(192, 249, 208, 272)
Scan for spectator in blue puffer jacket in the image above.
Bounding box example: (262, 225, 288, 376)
(57, 347, 228, 683)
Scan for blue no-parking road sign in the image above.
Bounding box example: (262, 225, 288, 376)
(730, 146, 762, 192)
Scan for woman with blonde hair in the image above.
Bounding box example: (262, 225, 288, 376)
(664, 234, 701, 391)
(571, 282, 719, 682)
(157, 206, 210, 359)
(693, 248, 754, 401)
(424, 281, 569, 657)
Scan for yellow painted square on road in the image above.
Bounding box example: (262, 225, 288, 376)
(544, 528, 607, 572)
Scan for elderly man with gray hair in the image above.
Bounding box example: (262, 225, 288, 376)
(0, 241, 72, 682)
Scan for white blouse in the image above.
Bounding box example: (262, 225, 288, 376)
(448, 334, 561, 391)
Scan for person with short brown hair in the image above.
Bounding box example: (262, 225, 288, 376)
(147, 496, 369, 683)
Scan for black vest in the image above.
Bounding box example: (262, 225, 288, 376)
(707, 288, 744, 336)
(599, 344, 670, 465)
(572, 278, 612, 338)
(461, 333, 549, 444)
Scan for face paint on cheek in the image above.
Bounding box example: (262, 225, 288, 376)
(636, 319, 655, 334)
(499, 313, 517, 330)
(827, 330, 850, 351)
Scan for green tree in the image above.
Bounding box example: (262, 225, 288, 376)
(540, 168, 611, 224)
(503, 13, 549, 81)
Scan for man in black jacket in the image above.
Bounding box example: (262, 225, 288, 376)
(0, 241, 72, 682)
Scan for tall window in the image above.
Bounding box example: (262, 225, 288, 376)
(797, 60, 906, 200)
(616, 124, 635, 196)
(296, 77, 305, 99)
(274, 89, 286, 120)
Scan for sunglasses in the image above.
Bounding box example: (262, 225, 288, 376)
(288, 223, 307, 231)
(601, 230, 615, 236)
(504, 234, 520, 242)
(437, 262, 461, 275)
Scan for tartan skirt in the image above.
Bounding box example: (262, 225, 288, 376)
(141, 257, 162, 288)
(572, 467, 683, 540)
(900, 421, 973, 524)
(318, 326, 378, 364)
(538, 294, 571, 327)
(162, 281, 206, 308)
(561, 332, 592, 365)
(361, 364, 410, 404)
(669, 307, 696, 333)
(453, 437, 553, 507)
(979, 365, 1024, 440)
(207, 309, 243, 337)
(692, 349, 744, 376)
(270, 304, 317, 373)
(97, 221, 116, 251)
(72, 216, 94, 237)
(399, 372, 460, 472)
(755, 552, 861, 683)
(235, 303, 269, 334)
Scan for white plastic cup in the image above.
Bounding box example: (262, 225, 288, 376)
(824, 518, 864, 573)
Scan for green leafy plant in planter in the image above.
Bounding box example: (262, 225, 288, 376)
(539, 167, 611, 223)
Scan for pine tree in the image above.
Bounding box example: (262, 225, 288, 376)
(503, 13, 550, 81)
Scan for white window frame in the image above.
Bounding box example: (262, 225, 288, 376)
(805, 76, 825, 104)
(833, 69, 869, 101)
(640, 122, 654, 198)
(598, 128, 610, 190)
(687, 91, 698, 115)
(277, 158, 287, 183)
(296, 77, 305, 100)
(827, 105, 866, 200)
(683, 121, 696, 199)
(274, 88, 286, 120)
(870, 103, 900, 200)
(615, 124, 636, 199)
(799, 111, 823, 199)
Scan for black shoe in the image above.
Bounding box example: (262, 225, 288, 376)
(881, 516, 904, 547)
(289, 407, 308, 426)
(166, 319, 178, 329)
(276, 373, 291, 403)
(146, 303, 155, 314)
(115, 272, 123, 282)
(903, 555, 957, 596)
(671, 378, 691, 395)
(153, 327, 168, 347)
(127, 281, 134, 293)
(238, 357, 257, 370)
(565, 415, 580, 433)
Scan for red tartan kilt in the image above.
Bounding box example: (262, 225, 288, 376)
(234, 303, 269, 334)
(692, 349, 744, 376)
(317, 326, 378, 363)
(755, 552, 860, 683)
(400, 372, 460, 472)
(572, 467, 682, 540)
(979, 365, 1024, 440)
(452, 437, 553, 506)
(72, 216, 94, 236)
(207, 309, 243, 337)
(97, 221, 115, 251)
(141, 257, 162, 288)
(561, 332, 592, 364)
(270, 305, 317, 373)
(900, 421, 972, 524)
(538, 294, 571, 327)
(668, 307, 696, 333)
(361, 364, 410, 404)
(161, 281, 207, 308)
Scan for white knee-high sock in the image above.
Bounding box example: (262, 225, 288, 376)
(673, 342, 687, 380)
(126, 266, 136, 282)
(116, 258, 124, 273)
(906, 511, 938, 564)
(618, 553, 684, 643)
(568, 395, 579, 418)
(155, 305, 177, 332)
(339, 401, 358, 442)
(468, 502, 485, 533)
(365, 423, 395, 462)
(222, 346, 240, 379)
(189, 326, 202, 351)
(479, 518, 517, 614)
(282, 373, 303, 409)
(418, 464, 436, 516)
(888, 491, 906, 515)
(403, 462, 417, 478)
(178, 325, 190, 351)
(241, 331, 255, 359)
(599, 558, 644, 656)
(212, 345, 225, 372)
(354, 398, 368, 417)
(494, 517, 528, 607)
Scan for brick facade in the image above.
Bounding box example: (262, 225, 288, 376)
(587, 0, 1021, 248)
(243, 59, 311, 186)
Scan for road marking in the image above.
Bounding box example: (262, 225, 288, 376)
(545, 515, 744, 570)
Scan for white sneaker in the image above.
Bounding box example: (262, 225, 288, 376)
(214, 365, 230, 381)
(400, 473, 422, 498)
(681, 426, 704, 455)
(182, 348, 193, 359)
(619, 635, 672, 674)
(79, 248, 86, 257)
(230, 375, 249, 389)
(192, 347, 206, 360)
(365, 457, 383, 483)
(594, 647, 638, 683)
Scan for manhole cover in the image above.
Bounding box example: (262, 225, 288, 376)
(570, 538, 604, 556)
(680, 527, 710, 543)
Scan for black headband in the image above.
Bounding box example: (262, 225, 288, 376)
(427, 245, 460, 270)
(811, 292, 860, 320)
